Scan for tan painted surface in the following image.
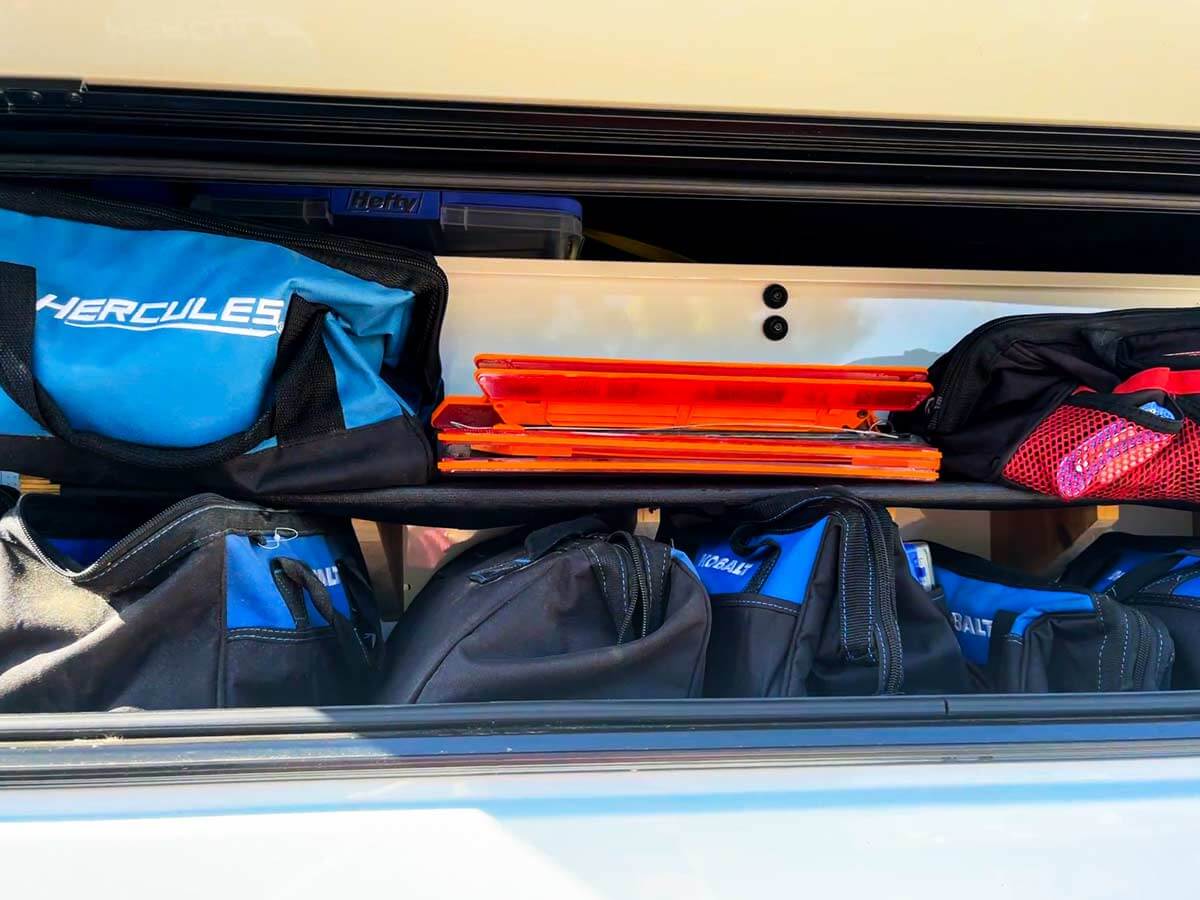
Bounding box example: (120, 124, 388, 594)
(3, 1, 1200, 130)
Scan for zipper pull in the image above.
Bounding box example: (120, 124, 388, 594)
(469, 556, 532, 584)
(255, 527, 299, 550)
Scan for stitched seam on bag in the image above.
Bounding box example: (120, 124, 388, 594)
(658, 543, 670, 607)
(835, 516, 849, 658)
(1155, 629, 1165, 686)
(108, 528, 234, 591)
(82, 505, 256, 578)
(678, 565, 710, 697)
(1096, 598, 1108, 691)
(582, 545, 612, 613)
(1118, 608, 1130, 685)
(712, 598, 798, 615)
(603, 544, 635, 642)
(582, 545, 606, 594)
(226, 632, 336, 644)
(875, 622, 889, 692)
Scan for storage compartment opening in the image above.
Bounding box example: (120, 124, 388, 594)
(19, 173, 1200, 273)
(5, 168, 1200, 746)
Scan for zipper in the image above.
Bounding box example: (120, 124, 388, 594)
(469, 529, 657, 644)
(1120, 595, 1179, 690)
(1126, 604, 1149, 689)
(0, 186, 449, 398)
(926, 308, 1175, 434)
(11, 493, 258, 580)
(610, 531, 653, 642)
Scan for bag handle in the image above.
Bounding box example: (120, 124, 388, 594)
(523, 515, 610, 560)
(0, 262, 341, 470)
(271, 557, 378, 677)
(1114, 367, 1200, 397)
(1103, 552, 1199, 603)
(728, 487, 861, 555)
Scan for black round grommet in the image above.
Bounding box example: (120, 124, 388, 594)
(763, 315, 789, 341)
(763, 283, 788, 309)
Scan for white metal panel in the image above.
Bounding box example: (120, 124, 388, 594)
(438, 258, 1200, 395)
(0, 754, 1197, 899)
(6, 1, 1200, 130)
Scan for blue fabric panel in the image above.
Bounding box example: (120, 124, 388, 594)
(670, 548, 700, 579)
(937, 567, 1096, 665)
(323, 321, 409, 430)
(225, 533, 351, 631)
(1169, 565, 1200, 598)
(0, 207, 414, 447)
(1088, 549, 1200, 592)
(692, 518, 830, 603)
(45, 537, 118, 568)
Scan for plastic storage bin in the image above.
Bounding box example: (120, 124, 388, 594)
(190, 184, 584, 259)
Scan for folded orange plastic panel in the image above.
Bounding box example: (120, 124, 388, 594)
(438, 457, 940, 481)
(474, 354, 929, 382)
(439, 428, 940, 467)
(474, 369, 930, 429)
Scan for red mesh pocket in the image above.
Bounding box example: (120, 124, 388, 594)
(1003, 402, 1187, 500)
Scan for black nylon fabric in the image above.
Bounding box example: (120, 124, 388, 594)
(664, 492, 972, 697)
(932, 543, 1173, 693)
(1063, 533, 1200, 689)
(375, 524, 711, 703)
(0, 493, 380, 712)
(892, 307, 1200, 480)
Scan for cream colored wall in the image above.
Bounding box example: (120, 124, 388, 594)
(4, 1, 1200, 130)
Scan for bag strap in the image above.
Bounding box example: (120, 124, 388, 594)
(0, 262, 342, 470)
(271, 557, 377, 677)
(1106, 552, 1198, 602)
(729, 488, 904, 690)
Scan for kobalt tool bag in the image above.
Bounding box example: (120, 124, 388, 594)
(1062, 533, 1200, 688)
(0, 186, 447, 495)
(376, 517, 711, 702)
(932, 543, 1172, 693)
(892, 308, 1200, 500)
(668, 490, 972, 697)
(0, 493, 380, 712)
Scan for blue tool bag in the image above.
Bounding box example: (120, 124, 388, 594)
(933, 543, 1173, 693)
(0, 492, 381, 712)
(667, 490, 972, 697)
(1062, 533, 1200, 688)
(0, 186, 447, 495)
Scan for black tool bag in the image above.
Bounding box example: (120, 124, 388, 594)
(376, 517, 711, 703)
(666, 490, 972, 697)
(932, 543, 1173, 693)
(1062, 533, 1200, 688)
(0, 493, 380, 712)
(891, 308, 1200, 487)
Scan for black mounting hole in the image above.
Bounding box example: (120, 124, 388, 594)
(763, 284, 788, 309)
(763, 315, 789, 341)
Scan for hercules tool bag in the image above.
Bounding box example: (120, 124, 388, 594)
(0, 185, 447, 496)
